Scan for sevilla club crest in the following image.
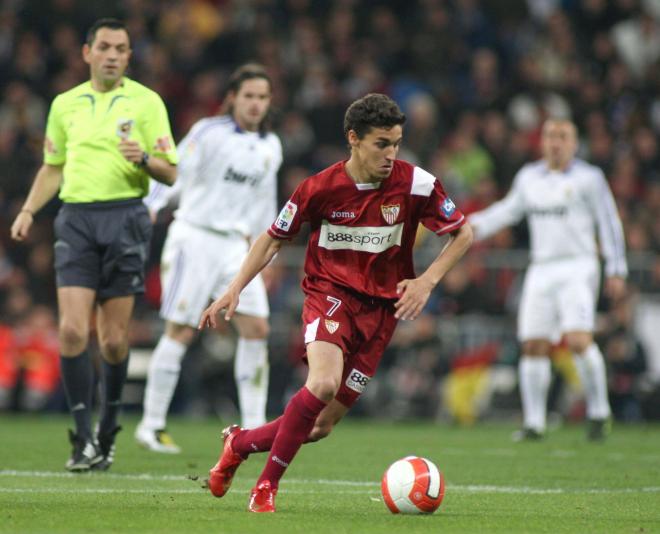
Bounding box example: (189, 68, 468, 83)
(380, 204, 400, 225)
(324, 319, 340, 334)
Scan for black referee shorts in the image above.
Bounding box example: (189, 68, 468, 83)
(53, 198, 152, 300)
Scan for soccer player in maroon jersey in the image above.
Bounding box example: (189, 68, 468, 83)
(198, 93, 473, 512)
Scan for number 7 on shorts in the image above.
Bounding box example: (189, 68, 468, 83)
(326, 295, 342, 317)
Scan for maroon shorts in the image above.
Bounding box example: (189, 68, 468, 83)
(301, 279, 398, 408)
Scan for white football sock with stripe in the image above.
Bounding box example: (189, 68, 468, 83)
(235, 337, 269, 429)
(573, 343, 611, 420)
(140, 335, 187, 431)
(519, 356, 551, 432)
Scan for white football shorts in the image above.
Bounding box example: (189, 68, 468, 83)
(518, 256, 600, 342)
(159, 219, 269, 327)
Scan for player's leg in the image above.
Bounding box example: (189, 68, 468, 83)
(306, 398, 350, 441)
(219, 239, 271, 429)
(247, 340, 341, 512)
(136, 321, 195, 453)
(57, 286, 101, 470)
(559, 260, 611, 439)
(516, 265, 556, 439)
(517, 338, 553, 440)
(232, 312, 270, 429)
(137, 220, 217, 452)
(565, 330, 611, 439)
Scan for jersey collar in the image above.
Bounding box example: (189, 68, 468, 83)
(231, 116, 266, 138)
(341, 160, 383, 190)
(542, 158, 576, 175)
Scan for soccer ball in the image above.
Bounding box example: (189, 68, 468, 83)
(381, 456, 445, 514)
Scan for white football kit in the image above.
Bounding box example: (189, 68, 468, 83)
(469, 158, 627, 341)
(145, 115, 282, 326)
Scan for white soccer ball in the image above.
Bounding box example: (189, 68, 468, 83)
(381, 456, 445, 514)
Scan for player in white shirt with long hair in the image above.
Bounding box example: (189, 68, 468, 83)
(469, 118, 627, 441)
(136, 64, 282, 452)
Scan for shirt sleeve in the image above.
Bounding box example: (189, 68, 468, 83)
(43, 96, 66, 165)
(142, 121, 202, 213)
(267, 180, 310, 240)
(250, 140, 281, 238)
(590, 169, 628, 277)
(141, 93, 178, 165)
(419, 179, 466, 235)
(468, 170, 527, 240)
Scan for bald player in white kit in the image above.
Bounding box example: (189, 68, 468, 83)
(469, 118, 627, 441)
(137, 64, 282, 452)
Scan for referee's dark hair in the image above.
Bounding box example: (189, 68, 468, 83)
(86, 18, 129, 46)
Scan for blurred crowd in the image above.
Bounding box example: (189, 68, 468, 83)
(0, 0, 658, 420)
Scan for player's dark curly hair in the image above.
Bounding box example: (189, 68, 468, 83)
(343, 93, 406, 139)
(222, 63, 274, 133)
(86, 18, 129, 46)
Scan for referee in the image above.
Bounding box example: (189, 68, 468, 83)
(10, 18, 177, 472)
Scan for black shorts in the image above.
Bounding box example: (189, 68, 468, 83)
(53, 199, 152, 300)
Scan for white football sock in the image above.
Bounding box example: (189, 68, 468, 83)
(140, 335, 187, 431)
(519, 356, 551, 432)
(573, 343, 611, 420)
(234, 337, 269, 429)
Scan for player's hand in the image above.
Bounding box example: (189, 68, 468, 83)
(604, 276, 626, 301)
(147, 208, 157, 224)
(118, 139, 144, 164)
(10, 211, 33, 241)
(198, 289, 240, 329)
(394, 277, 434, 321)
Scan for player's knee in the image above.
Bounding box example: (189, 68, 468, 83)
(165, 323, 195, 345)
(565, 332, 592, 354)
(58, 321, 89, 353)
(99, 333, 129, 362)
(306, 377, 341, 403)
(308, 421, 334, 442)
(237, 318, 270, 340)
(522, 340, 552, 356)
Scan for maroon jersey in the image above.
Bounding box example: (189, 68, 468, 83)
(268, 160, 465, 299)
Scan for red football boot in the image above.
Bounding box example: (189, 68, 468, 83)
(208, 425, 245, 498)
(248, 480, 277, 513)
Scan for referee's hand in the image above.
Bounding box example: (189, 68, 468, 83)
(10, 211, 33, 241)
(118, 139, 144, 164)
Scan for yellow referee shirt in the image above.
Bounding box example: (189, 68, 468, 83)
(44, 77, 178, 202)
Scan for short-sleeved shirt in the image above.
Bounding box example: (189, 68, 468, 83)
(44, 77, 178, 203)
(268, 159, 465, 299)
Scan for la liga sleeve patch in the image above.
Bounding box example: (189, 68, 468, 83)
(274, 200, 298, 231)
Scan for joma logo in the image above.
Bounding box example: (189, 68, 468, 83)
(331, 210, 356, 219)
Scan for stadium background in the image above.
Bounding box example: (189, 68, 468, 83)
(0, 0, 658, 424)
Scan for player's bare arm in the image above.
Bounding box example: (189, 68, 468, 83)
(10, 163, 64, 241)
(118, 139, 176, 185)
(604, 276, 626, 300)
(395, 222, 473, 320)
(199, 232, 282, 329)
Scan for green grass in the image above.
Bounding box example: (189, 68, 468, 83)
(1, 415, 659, 533)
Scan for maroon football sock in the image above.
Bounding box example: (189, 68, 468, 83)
(232, 416, 283, 457)
(256, 387, 326, 489)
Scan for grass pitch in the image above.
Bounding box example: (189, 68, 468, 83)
(0, 415, 658, 533)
